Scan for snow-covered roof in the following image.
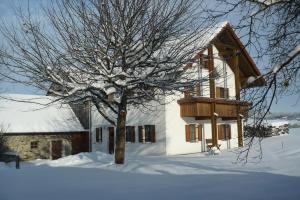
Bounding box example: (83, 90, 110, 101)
(163, 21, 229, 56)
(197, 21, 229, 49)
(0, 94, 86, 133)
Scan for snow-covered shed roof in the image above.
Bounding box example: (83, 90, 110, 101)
(0, 94, 86, 133)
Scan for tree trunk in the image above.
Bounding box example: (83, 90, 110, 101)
(114, 95, 127, 164)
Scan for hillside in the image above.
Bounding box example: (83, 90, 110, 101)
(266, 112, 300, 128)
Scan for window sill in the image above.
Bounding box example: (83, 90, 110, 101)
(139, 142, 155, 144)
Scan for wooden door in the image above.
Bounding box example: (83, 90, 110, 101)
(108, 127, 114, 154)
(51, 140, 62, 160)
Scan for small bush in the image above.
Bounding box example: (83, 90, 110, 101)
(244, 125, 273, 138)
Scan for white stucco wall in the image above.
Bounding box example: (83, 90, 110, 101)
(165, 96, 240, 155)
(191, 45, 236, 99)
(165, 97, 203, 155)
(213, 45, 236, 100)
(91, 101, 167, 156)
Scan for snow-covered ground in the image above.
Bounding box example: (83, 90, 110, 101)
(1, 128, 300, 200)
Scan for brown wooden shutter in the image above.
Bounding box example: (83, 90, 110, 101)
(218, 125, 225, 140)
(132, 127, 136, 143)
(96, 128, 100, 142)
(151, 126, 156, 143)
(184, 87, 191, 98)
(138, 126, 143, 143)
(185, 125, 190, 142)
(100, 127, 102, 142)
(198, 125, 203, 141)
(216, 87, 221, 98)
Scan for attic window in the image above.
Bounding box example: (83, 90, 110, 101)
(30, 141, 38, 149)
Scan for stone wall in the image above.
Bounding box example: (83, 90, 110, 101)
(3, 134, 72, 160)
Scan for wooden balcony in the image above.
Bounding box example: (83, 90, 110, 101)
(177, 97, 250, 119)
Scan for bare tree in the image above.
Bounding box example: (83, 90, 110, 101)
(0, 0, 216, 164)
(205, 0, 299, 162)
(0, 124, 7, 154)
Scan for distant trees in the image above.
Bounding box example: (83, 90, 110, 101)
(0, 0, 214, 164)
(266, 112, 300, 120)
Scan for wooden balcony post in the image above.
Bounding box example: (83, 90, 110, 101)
(233, 49, 240, 101)
(233, 49, 243, 147)
(208, 45, 218, 147)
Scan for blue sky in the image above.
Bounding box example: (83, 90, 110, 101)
(0, 0, 299, 113)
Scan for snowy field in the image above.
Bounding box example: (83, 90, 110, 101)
(1, 129, 300, 200)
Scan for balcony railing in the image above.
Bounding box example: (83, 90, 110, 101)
(178, 96, 250, 118)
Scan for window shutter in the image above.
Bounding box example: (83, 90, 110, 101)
(100, 128, 102, 142)
(132, 127, 136, 143)
(96, 128, 100, 142)
(138, 126, 143, 143)
(185, 125, 190, 142)
(184, 88, 191, 98)
(216, 87, 221, 98)
(126, 126, 129, 142)
(218, 125, 225, 140)
(151, 126, 156, 143)
(198, 125, 203, 141)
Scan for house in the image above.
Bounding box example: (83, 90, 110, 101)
(0, 94, 89, 160)
(89, 22, 264, 155)
(0, 22, 263, 159)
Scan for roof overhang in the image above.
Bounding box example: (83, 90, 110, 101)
(211, 23, 265, 88)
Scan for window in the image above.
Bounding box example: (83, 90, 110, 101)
(30, 141, 38, 149)
(138, 126, 144, 143)
(218, 124, 231, 140)
(216, 87, 229, 99)
(126, 126, 135, 143)
(96, 127, 102, 143)
(139, 125, 155, 143)
(199, 54, 208, 68)
(185, 124, 203, 143)
(145, 125, 155, 143)
(184, 86, 191, 98)
(194, 83, 201, 96)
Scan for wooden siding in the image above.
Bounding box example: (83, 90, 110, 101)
(178, 97, 249, 118)
(215, 104, 237, 117)
(180, 102, 211, 117)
